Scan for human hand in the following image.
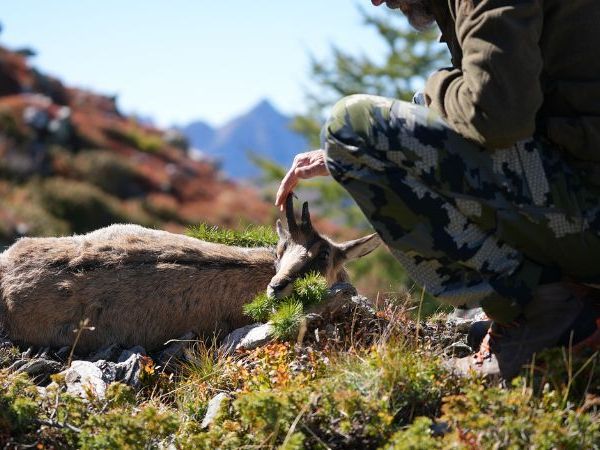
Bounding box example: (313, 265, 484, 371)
(275, 149, 329, 210)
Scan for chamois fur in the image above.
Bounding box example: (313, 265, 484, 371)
(0, 224, 276, 353)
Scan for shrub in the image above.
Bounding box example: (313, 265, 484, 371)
(182, 343, 458, 449)
(79, 406, 180, 449)
(243, 272, 329, 340)
(0, 372, 41, 440)
(34, 178, 155, 233)
(105, 126, 163, 154)
(441, 380, 600, 448)
(270, 300, 304, 339)
(243, 292, 277, 322)
(291, 272, 329, 308)
(70, 150, 144, 198)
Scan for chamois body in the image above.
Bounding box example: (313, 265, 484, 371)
(0, 224, 275, 353)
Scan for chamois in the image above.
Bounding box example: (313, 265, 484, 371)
(0, 195, 381, 353)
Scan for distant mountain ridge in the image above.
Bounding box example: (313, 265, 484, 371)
(182, 100, 309, 178)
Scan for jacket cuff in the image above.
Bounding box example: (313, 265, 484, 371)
(424, 67, 462, 117)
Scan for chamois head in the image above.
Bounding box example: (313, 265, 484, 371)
(267, 195, 382, 299)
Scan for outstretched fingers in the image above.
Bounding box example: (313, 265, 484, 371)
(275, 149, 329, 210)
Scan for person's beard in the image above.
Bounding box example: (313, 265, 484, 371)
(385, 0, 435, 31)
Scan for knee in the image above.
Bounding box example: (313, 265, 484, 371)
(323, 94, 393, 148)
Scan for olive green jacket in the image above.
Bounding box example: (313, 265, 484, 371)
(424, 0, 600, 162)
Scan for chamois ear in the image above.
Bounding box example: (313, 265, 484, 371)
(276, 219, 289, 240)
(337, 233, 382, 261)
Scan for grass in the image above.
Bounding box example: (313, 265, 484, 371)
(186, 223, 278, 248)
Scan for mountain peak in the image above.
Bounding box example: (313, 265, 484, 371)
(182, 98, 308, 179)
(248, 99, 279, 116)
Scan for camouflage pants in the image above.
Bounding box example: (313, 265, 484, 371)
(324, 95, 600, 323)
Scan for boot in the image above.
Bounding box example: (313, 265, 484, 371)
(446, 283, 585, 380)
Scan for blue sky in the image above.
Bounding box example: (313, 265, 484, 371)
(1, 1, 398, 127)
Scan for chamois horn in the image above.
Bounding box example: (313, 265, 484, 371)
(285, 193, 299, 235)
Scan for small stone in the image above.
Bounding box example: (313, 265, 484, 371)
(431, 421, 450, 437)
(7, 359, 29, 372)
(444, 342, 474, 359)
(0, 337, 13, 349)
(201, 393, 229, 429)
(238, 323, 274, 350)
(221, 323, 274, 355)
(62, 361, 108, 399)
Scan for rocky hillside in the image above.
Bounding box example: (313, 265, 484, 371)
(0, 44, 273, 245)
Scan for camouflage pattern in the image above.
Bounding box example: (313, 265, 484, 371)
(324, 94, 600, 323)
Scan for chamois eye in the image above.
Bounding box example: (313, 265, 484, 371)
(317, 248, 330, 261)
(277, 242, 288, 258)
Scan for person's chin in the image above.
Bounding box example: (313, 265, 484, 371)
(380, 1, 403, 10)
(371, 0, 398, 7)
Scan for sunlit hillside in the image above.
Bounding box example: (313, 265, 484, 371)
(0, 44, 273, 246)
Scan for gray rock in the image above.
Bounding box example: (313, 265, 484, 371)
(156, 332, 196, 367)
(444, 342, 474, 358)
(63, 361, 109, 399)
(308, 283, 362, 317)
(446, 307, 488, 332)
(221, 323, 274, 355)
(88, 344, 122, 362)
(200, 393, 230, 429)
(55, 346, 71, 361)
(94, 360, 117, 384)
(7, 359, 29, 372)
(61, 348, 149, 399)
(118, 346, 146, 363)
(14, 358, 63, 378)
(115, 352, 144, 389)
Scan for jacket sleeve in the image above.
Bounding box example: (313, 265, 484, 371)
(424, 0, 544, 148)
